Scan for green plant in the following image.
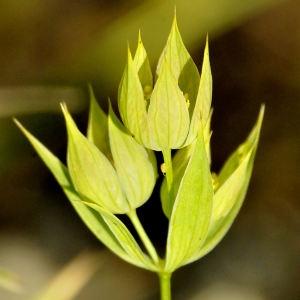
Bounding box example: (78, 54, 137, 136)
(15, 16, 264, 300)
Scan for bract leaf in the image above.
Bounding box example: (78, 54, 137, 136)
(82, 202, 158, 271)
(13, 120, 152, 270)
(118, 49, 150, 147)
(185, 105, 264, 264)
(86, 85, 111, 159)
(156, 16, 200, 118)
(160, 144, 193, 218)
(133, 32, 153, 98)
(108, 104, 157, 210)
(61, 104, 128, 214)
(217, 105, 264, 186)
(185, 38, 212, 146)
(203, 109, 213, 166)
(165, 125, 213, 272)
(160, 113, 213, 218)
(148, 59, 190, 150)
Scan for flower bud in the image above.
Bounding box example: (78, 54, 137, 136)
(118, 16, 212, 151)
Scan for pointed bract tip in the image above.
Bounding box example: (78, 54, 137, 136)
(172, 7, 178, 28)
(126, 43, 133, 61)
(108, 98, 113, 111)
(13, 117, 29, 137)
(60, 102, 68, 113)
(87, 82, 94, 95)
(260, 103, 265, 115)
(13, 117, 20, 127)
(258, 104, 265, 124)
(13, 118, 33, 141)
(88, 85, 98, 107)
(205, 35, 209, 53)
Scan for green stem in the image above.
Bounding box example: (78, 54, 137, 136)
(127, 210, 160, 265)
(162, 149, 174, 206)
(159, 272, 172, 300)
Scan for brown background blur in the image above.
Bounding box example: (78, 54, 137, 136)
(0, 0, 299, 299)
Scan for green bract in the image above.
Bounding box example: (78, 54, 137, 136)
(14, 87, 159, 271)
(108, 103, 158, 210)
(62, 103, 127, 214)
(163, 105, 264, 270)
(13, 118, 157, 271)
(15, 15, 264, 300)
(165, 123, 213, 272)
(118, 17, 211, 151)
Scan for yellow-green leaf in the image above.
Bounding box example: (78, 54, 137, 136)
(218, 105, 264, 186)
(165, 125, 213, 272)
(118, 49, 150, 147)
(13, 120, 151, 269)
(82, 202, 158, 271)
(108, 104, 157, 210)
(133, 33, 153, 98)
(86, 85, 111, 159)
(156, 16, 200, 116)
(61, 104, 128, 214)
(148, 59, 190, 150)
(160, 144, 193, 218)
(160, 113, 213, 218)
(185, 38, 212, 146)
(185, 105, 264, 264)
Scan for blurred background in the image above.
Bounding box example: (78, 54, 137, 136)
(0, 0, 299, 299)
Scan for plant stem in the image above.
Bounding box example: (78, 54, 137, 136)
(159, 272, 172, 300)
(127, 210, 160, 265)
(162, 149, 174, 206)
